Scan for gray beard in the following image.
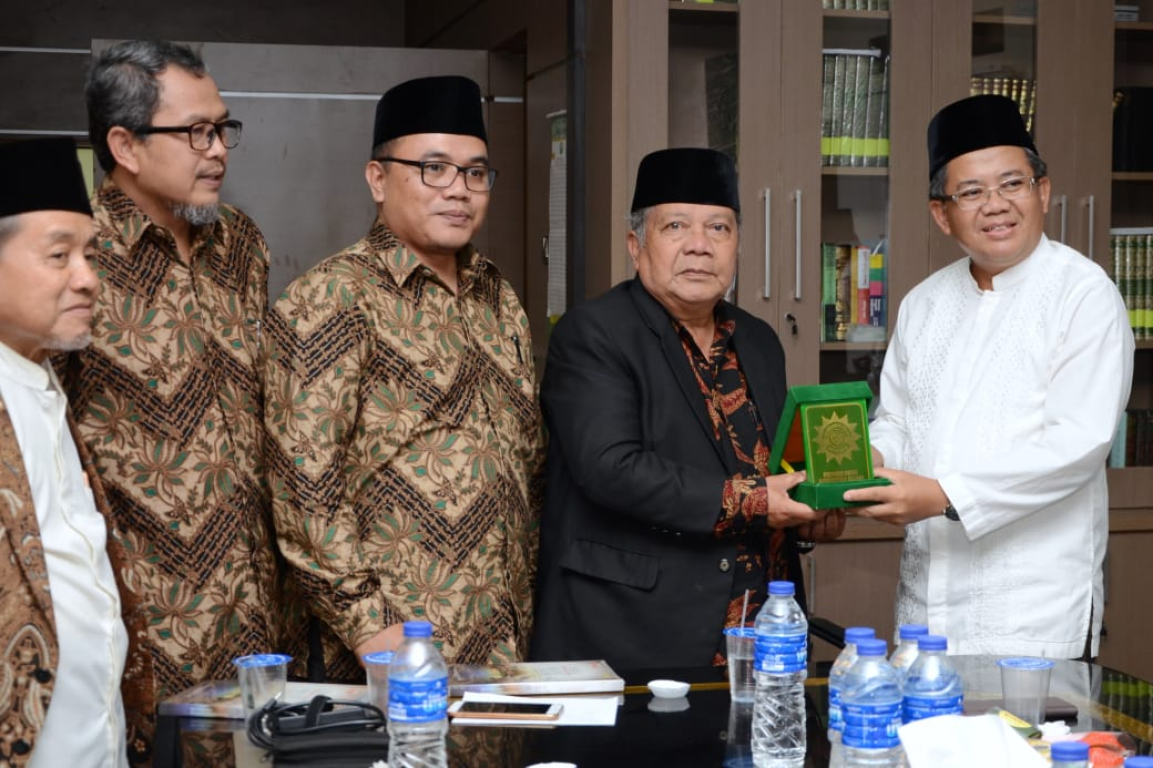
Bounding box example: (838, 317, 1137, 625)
(47, 333, 91, 353)
(172, 203, 220, 226)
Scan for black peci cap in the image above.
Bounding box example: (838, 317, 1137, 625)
(372, 75, 487, 152)
(927, 94, 1036, 180)
(630, 147, 740, 213)
(0, 137, 92, 218)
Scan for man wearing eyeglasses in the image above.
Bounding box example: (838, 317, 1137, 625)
(263, 75, 545, 681)
(58, 40, 290, 704)
(844, 94, 1134, 660)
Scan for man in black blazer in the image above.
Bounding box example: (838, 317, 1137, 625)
(531, 148, 845, 671)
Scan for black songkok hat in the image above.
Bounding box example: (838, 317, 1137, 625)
(0, 137, 92, 218)
(630, 147, 740, 213)
(927, 94, 1037, 179)
(372, 75, 487, 151)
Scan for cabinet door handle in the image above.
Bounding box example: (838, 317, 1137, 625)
(763, 187, 772, 299)
(1057, 194, 1068, 243)
(1087, 194, 1096, 261)
(794, 189, 803, 300)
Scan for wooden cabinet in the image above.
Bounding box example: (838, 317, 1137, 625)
(581, 0, 1152, 673)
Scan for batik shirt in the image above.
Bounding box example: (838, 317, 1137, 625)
(676, 318, 793, 632)
(265, 221, 544, 682)
(61, 177, 284, 699)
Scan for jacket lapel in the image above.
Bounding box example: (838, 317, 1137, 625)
(628, 279, 731, 471)
(0, 399, 56, 625)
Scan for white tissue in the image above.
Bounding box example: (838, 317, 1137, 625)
(899, 713, 1047, 768)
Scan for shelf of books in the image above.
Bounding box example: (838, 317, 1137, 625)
(817, 6, 891, 396)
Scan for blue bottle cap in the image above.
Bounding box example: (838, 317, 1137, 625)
(1050, 741, 1089, 761)
(362, 651, 395, 665)
(1124, 757, 1153, 768)
(844, 627, 876, 644)
(996, 656, 1055, 671)
(767, 581, 795, 596)
(232, 653, 292, 668)
(855, 638, 887, 657)
(898, 624, 929, 640)
(917, 635, 947, 652)
(403, 620, 434, 637)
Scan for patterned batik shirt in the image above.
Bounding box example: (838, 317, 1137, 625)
(675, 317, 794, 636)
(59, 177, 287, 699)
(264, 220, 545, 682)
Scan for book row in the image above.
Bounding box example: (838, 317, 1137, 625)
(821, 51, 890, 168)
(821, 241, 888, 343)
(969, 76, 1037, 135)
(1109, 230, 1153, 340)
(1109, 409, 1153, 469)
(821, 0, 891, 9)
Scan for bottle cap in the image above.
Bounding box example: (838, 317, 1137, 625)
(403, 620, 434, 637)
(917, 634, 948, 652)
(1050, 741, 1090, 761)
(1124, 757, 1153, 767)
(844, 627, 876, 644)
(767, 580, 795, 596)
(855, 638, 887, 657)
(898, 624, 929, 640)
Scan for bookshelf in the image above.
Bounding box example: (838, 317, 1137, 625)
(581, 0, 1153, 675)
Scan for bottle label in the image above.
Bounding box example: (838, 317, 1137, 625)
(754, 633, 807, 674)
(842, 701, 902, 748)
(828, 688, 844, 731)
(388, 676, 448, 723)
(903, 693, 964, 722)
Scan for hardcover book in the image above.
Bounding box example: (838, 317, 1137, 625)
(448, 660, 624, 697)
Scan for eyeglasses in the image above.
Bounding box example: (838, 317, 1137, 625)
(940, 176, 1038, 210)
(135, 119, 243, 151)
(376, 157, 497, 192)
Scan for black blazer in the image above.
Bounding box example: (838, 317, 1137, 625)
(530, 279, 797, 670)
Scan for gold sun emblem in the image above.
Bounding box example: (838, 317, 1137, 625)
(810, 411, 861, 465)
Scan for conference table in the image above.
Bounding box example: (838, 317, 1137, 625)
(155, 656, 1153, 767)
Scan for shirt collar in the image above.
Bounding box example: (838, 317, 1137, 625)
(967, 233, 1047, 292)
(96, 176, 224, 256)
(367, 219, 490, 295)
(0, 340, 53, 392)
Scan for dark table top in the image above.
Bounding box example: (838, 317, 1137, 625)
(156, 656, 1153, 767)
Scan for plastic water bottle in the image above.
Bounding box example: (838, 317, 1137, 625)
(827, 627, 876, 768)
(841, 638, 903, 768)
(1050, 740, 1090, 767)
(902, 634, 963, 724)
(388, 621, 448, 768)
(751, 580, 808, 767)
(889, 624, 928, 680)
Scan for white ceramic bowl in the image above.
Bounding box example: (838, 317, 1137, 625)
(647, 679, 690, 699)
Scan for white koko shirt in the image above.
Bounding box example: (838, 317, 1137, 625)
(0, 341, 128, 767)
(870, 235, 1134, 658)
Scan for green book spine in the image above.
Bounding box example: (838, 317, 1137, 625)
(821, 54, 835, 165)
(835, 244, 852, 341)
(830, 54, 847, 166)
(876, 57, 890, 166)
(1125, 235, 1136, 330)
(822, 242, 838, 341)
(849, 54, 870, 167)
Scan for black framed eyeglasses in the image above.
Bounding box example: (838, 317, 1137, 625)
(938, 176, 1038, 210)
(376, 156, 497, 192)
(135, 119, 243, 151)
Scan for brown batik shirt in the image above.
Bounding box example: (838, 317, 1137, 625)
(60, 177, 288, 699)
(264, 221, 545, 682)
(676, 317, 795, 637)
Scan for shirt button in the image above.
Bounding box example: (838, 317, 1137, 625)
(718, 558, 731, 572)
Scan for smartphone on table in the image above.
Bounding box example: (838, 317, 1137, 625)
(447, 700, 563, 720)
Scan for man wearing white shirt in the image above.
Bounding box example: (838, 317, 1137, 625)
(843, 95, 1135, 659)
(0, 138, 153, 766)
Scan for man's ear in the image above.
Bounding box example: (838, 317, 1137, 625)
(626, 230, 641, 268)
(929, 199, 952, 237)
(365, 159, 386, 204)
(106, 126, 140, 174)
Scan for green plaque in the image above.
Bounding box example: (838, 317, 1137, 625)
(767, 381, 890, 509)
